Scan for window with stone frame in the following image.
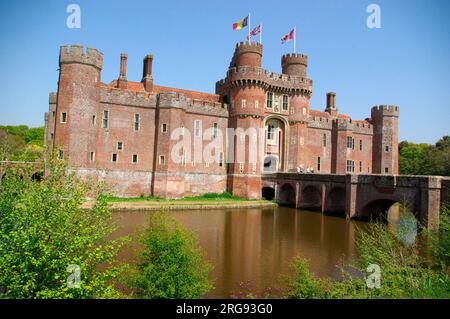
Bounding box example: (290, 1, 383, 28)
(194, 120, 201, 137)
(134, 114, 140, 131)
(102, 110, 109, 129)
(346, 136, 354, 149)
(282, 95, 289, 111)
(266, 92, 273, 108)
(346, 160, 355, 173)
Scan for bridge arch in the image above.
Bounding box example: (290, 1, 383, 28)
(300, 185, 322, 211)
(358, 198, 416, 223)
(278, 183, 296, 206)
(262, 186, 275, 200)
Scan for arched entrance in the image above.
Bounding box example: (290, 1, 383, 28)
(262, 186, 275, 200)
(264, 117, 286, 172)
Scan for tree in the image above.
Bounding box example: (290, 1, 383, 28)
(399, 136, 450, 176)
(0, 158, 127, 298)
(131, 212, 213, 299)
(0, 126, 45, 162)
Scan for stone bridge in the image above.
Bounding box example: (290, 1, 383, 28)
(262, 173, 450, 230)
(0, 161, 43, 181)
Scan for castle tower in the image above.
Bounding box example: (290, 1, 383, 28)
(226, 42, 265, 199)
(281, 53, 307, 78)
(282, 53, 312, 171)
(371, 105, 399, 174)
(54, 45, 103, 166)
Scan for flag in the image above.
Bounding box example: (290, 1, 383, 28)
(281, 29, 295, 43)
(233, 16, 249, 30)
(247, 24, 261, 40)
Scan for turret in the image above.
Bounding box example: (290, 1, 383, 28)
(229, 41, 263, 68)
(281, 53, 308, 78)
(55, 45, 103, 166)
(59, 44, 103, 82)
(371, 105, 400, 175)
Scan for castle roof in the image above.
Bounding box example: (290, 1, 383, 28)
(309, 109, 352, 120)
(107, 80, 221, 103)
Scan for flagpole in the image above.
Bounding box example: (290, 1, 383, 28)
(260, 22, 262, 44)
(294, 26, 296, 53)
(248, 13, 251, 43)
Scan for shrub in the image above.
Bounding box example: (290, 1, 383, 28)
(0, 158, 127, 298)
(131, 211, 213, 299)
(285, 209, 450, 299)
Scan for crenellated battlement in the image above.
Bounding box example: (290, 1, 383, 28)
(158, 92, 228, 116)
(281, 53, 308, 66)
(332, 118, 373, 134)
(234, 41, 263, 55)
(60, 44, 103, 70)
(158, 91, 189, 108)
(230, 41, 263, 68)
(100, 86, 156, 108)
(216, 65, 312, 95)
(371, 105, 400, 118)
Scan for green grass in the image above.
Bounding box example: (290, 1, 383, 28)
(106, 192, 256, 203)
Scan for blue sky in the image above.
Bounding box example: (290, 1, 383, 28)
(0, 0, 448, 143)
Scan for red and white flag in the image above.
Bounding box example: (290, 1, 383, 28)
(247, 24, 261, 40)
(281, 28, 295, 44)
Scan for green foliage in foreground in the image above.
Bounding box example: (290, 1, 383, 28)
(0, 159, 127, 299)
(285, 209, 450, 299)
(107, 191, 252, 202)
(130, 211, 213, 299)
(0, 125, 45, 162)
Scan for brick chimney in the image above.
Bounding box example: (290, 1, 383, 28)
(325, 92, 337, 116)
(142, 54, 153, 92)
(117, 53, 128, 89)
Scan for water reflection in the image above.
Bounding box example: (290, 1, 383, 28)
(112, 207, 366, 298)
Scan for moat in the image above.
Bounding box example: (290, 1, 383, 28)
(112, 207, 373, 298)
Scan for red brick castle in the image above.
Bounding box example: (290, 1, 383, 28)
(44, 42, 399, 199)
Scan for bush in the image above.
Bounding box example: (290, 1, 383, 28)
(0, 158, 127, 298)
(285, 209, 450, 299)
(131, 211, 213, 299)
